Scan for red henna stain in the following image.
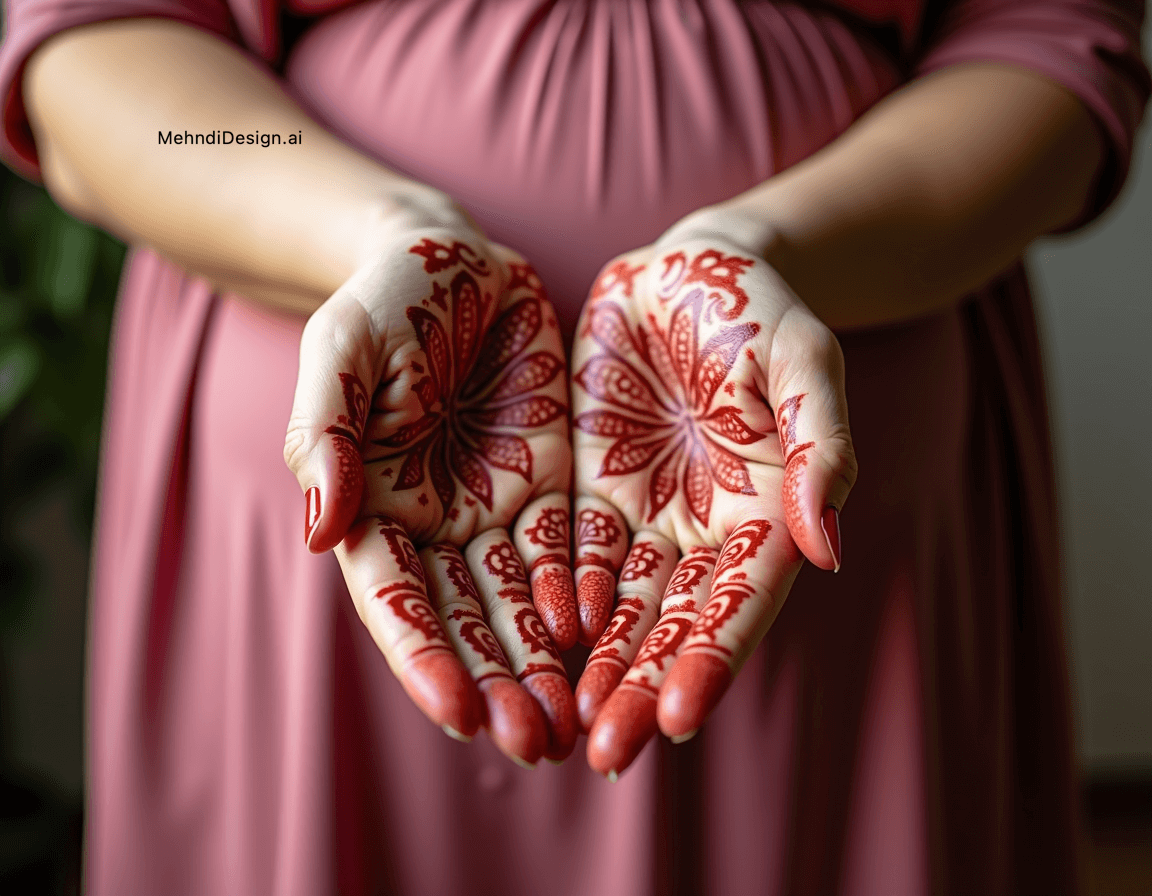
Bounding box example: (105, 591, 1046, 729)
(376, 518, 425, 583)
(575, 661, 628, 732)
(365, 259, 563, 517)
(587, 686, 658, 776)
(529, 552, 567, 572)
(714, 520, 771, 579)
(577, 569, 616, 645)
(484, 541, 528, 586)
(574, 555, 617, 571)
(403, 650, 482, 735)
(464, 497, 475, 507)
(514, 607, 562, 661)
(635, 616, 693, 671)
(448, 508, 460, 521)
(409, 237, 491, 276)
(661, 601, 695, 614)
(573, 293, 765, 526)
(524, 507, 569, 549)
(381, 467, 393, 478)
(459, 620, 509, 667)
(620, 543, 664, 581)
(592, 259, 646, 300)
(590, 598, 644, 657)
(497, 587, 532, 604)
(659, 651, 732, 737)
(576, 508, 621, 547)
(665, 551, 715, 597)
(783, 451, 807, 534)
(442, 550, 481, 603)
(522, 671, 578, 760)
(723, 381, 737, 396)
(682, 249, 755, 321)
(531, 565, 577, 651)
(330, 435, 364, 514)
(481, 677, 548, 765)
(377, 583, 444, 642)
(689, 582, 755, 656)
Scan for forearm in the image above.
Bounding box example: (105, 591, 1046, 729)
(24, 19, 445, 314)
(716, 63, 1106, 331)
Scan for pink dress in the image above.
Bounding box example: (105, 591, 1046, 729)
(1, 0, 1148, 893)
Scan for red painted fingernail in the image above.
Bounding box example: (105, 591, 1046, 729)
(305, 486, 321, 550)
(821, 506, 841, 573)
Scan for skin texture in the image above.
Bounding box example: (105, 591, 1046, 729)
(573, 241, 853, 776)
(22, 22, 1107, 764)
(287, 231, 576, 761)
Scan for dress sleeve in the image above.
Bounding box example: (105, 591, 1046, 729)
(913, 0, 1151, 229)
(0, 0, 238, 181)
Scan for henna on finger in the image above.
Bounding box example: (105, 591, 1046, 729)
(586, 546, 718, 778)
(573, 498, 628, 645)
(465, 530, 579, 761)
(514, 495, 578, 650)
(575, 533, 678, 731)
(658, 519, 802, 737)
(421, 545, 548, 767)
(335, 516, 483, 739)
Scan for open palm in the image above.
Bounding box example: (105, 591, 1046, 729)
(569, 238, 858, 777)
(286, 225, 578, 765)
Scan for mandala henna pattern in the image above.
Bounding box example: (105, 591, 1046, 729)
(366, 242, 566, 515)
(574, 261, 768, 526)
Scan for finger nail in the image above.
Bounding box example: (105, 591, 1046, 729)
(546, 758, 565, 767)
(305, 486, 321, 550)
(606, 769, 619, 783)
(511, 756, 538, 771)
(821, 506, 841, 573)
(442, 724, 472, 743)
(670, 728, 698, 745)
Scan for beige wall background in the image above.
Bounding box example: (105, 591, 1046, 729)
(1028, 27, 1152, 772)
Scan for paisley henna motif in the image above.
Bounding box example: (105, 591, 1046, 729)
(377, 516, 425, 584)
(576, 508, 621, 548)
(714, 519, 772, 580)
(619, 543, 664, 582)
(483, 540, 528, 586)
(375, 582, 445, 644)
(523, 507, 569, 549)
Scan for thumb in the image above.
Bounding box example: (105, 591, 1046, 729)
(284, 294, 378, 553)
(767, 308, 857, 572)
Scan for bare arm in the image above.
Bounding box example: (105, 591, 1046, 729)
(672, 63, 1107, 331)
(23, 18, 456, 314)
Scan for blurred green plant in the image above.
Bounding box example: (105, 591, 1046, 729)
(0, 165, 126, 632)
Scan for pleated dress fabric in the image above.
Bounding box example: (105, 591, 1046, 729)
(0, 0, 1148, 893)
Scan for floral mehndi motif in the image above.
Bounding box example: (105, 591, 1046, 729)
(365, 241, 566, 515)
(574, 250, 767, 526)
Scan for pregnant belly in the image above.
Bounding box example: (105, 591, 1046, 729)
(286, 0, 899, 329)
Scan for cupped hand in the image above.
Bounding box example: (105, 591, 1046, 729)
(284, 198, 578, 765)
(569, 226, 857, 778)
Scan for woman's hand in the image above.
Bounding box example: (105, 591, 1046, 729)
(284, 204, 578, 765)
(569, 220, 858, 778)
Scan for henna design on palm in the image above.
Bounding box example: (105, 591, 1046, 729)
(288, 231, 576, 758)
(574, 267, 767, 528)
(366, 247, 565, 521)
(573, 241, 856, 776)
